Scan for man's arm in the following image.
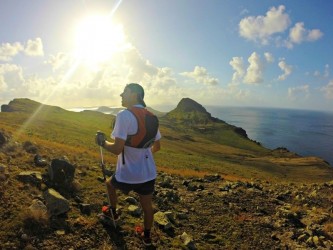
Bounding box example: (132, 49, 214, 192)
(151, 140, 161, 153)
(103, 137, 126, 155)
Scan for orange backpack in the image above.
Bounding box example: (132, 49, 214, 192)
(125, 107, 159, 148)
(121, 107, 159, 164)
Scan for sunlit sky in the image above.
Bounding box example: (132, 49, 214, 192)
(1, 0, 332, 111)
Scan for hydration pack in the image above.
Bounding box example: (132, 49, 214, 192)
(125, 107, 159, 148)
(122, 107, 159, 164)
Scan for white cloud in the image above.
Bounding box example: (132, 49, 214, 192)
(0, 63, 26, 99)
(244, 52, 263, 84)
(278, 59, 292, 80)
(307, 29, 323, 41)
(229, 57, 245, 84)
(239, 5, 290, 45)
(180, 66, 219, 85)
(24, 37, 44, 56)
(264, 52, 274, 63)
(321, 80, 333, 99)
(0, 38, 45, 62)
(324, 64, 330, 78)
(235, 89, 250, 100)
(45, 53, 69, 71)
(287, 22, 323, 48)
(314, 64, 330, 78)
(284, 23, 323, 48)
(288, 85, 309, 99)
(124, 47, 158, 82)
(0, 63, 25, 88)
(0, 42, 24, 61)
(239, 6, 323, 49)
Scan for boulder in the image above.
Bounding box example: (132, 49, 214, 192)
(29, 199, 48, 216)
(79, 203, 91, 215)
(204, 174, 222, 182)
(43, 188, 70, 216)
(154, 211, 172, 230)
(125, 196, 138, 205)
(48, 158, 75, 186)
(128, 205, 142, 217)
(34, 154, 48, 167)
(17, 171, 42, 186)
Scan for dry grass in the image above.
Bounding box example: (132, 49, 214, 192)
(323, 221, 333, 239)
(21, 208, 49, 234)
(158, 165, 209, 178)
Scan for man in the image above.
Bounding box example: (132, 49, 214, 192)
(95, 83, 161, 246)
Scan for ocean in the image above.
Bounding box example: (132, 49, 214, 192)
(206, 106, 333, 166)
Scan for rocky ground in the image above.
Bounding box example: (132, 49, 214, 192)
(1, 138, 333, 249)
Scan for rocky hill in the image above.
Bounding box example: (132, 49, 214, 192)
(165, 98, 220, 124)
(0, 138, 332, 249)
(0, 98, 333, 249)
(1, 98, 66, 114)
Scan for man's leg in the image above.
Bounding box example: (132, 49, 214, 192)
(139, 194, 154, 231)
(106, 178, 117, 210)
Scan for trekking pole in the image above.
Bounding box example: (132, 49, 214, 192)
(99, 146, 117, 229)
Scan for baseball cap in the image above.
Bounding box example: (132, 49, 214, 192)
(126, 83, 146, 107)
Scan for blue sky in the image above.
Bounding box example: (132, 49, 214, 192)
(0, 0, 332, 111)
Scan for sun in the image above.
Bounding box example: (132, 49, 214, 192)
(73, 15, 126, 68)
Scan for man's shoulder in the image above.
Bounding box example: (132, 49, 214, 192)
(117, 109, 132, 117)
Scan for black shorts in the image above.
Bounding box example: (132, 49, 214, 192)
(110, 175, 155, 195)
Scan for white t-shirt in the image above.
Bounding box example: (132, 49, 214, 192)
(111, 105, 161, 184)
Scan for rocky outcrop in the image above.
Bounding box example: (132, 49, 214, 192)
(48, 158, 75, 187)
(0, 104, 13, 112)
(17, 171, 42, 187)
(165, 98, 219, 124)
(43, 188, 70, 216)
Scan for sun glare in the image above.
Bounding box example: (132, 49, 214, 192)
(73, 15, 126, 68)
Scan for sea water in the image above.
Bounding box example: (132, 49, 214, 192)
(206, 106, 333, 166)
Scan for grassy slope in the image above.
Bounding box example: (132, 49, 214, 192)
(1, 98, 333, 183)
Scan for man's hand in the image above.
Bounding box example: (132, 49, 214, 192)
(96, 131, 107, 147)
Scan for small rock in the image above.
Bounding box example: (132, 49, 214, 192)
(34, 154, 48, 167)
(21, 233, 29, 241)
(79, 203, 91, 215)
(56, 230, 66, 235)
(154, 211, 172, 230)
(125, 196, 138, 205)
(297, 234, 307, 242)
(29, 199, 48, 216)
(97, 177, 104, 182)
(204, 174, 221, 182)
(128, 205, 142, 217)
(179, 232, 196, 250)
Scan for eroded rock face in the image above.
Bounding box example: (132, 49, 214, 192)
(1, 104, 13, 112)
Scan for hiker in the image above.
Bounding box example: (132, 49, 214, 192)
(95, 83, 161, 246)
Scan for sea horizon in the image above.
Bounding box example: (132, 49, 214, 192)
(206, 106, 333, 166)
